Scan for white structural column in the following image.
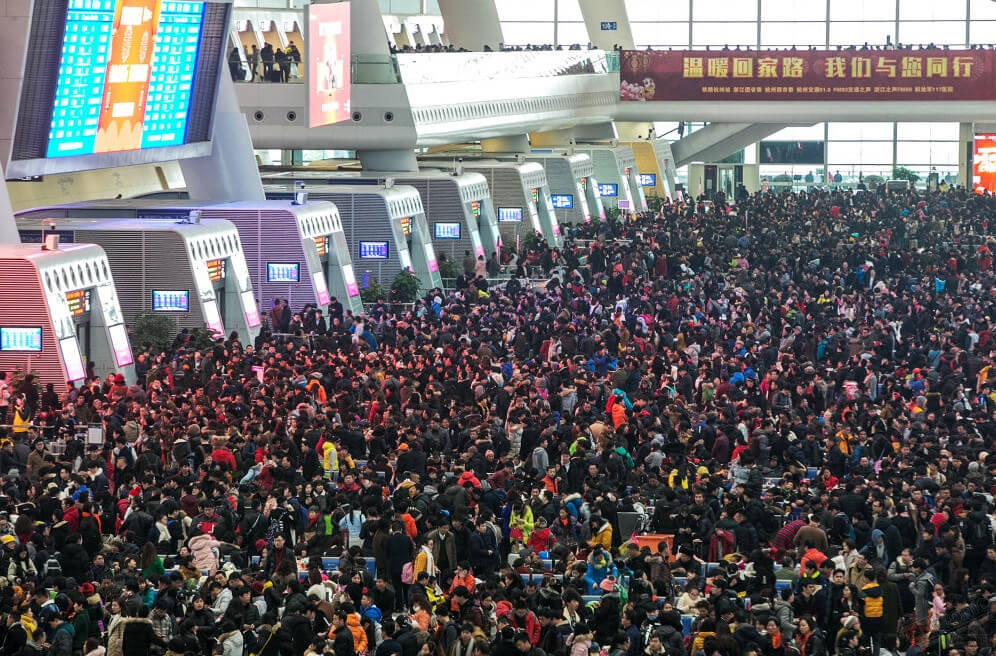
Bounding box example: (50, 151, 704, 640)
(0, 0, 33, 242)
(181, 75, 266, 202)
(437, 0, 503, 51)
(348, 0, 418, 172)
(576, 0, 634, 50)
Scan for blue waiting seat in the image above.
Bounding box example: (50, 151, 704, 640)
(322, 557, 340, 570)
(582, 595, 601, 605)
(680, 615, 695, 637)
(775, 580, 793, 594)
(672, 576, 688, 590)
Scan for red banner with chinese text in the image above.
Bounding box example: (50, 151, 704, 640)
(620, 49, 996, 102)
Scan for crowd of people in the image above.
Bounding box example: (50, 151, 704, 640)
(1, 185, 996, 656)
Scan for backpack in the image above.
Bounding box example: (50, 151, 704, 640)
(43, 557, 62, 578)
(860, 584, 883, 619)
(970, 517, 992, 548)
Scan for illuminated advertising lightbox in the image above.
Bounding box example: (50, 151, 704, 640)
(597, 183, 618, 197)
(399, 217, 411, 237)
(974, 134, 996, 194)
(314, 236, 329, 257)
(8, 0, 232, 177)
(358, 242, 389, 260)
(241, 291, 261, 329)
(152, 290, 190, 312)
(470, 201, 481, 218)
(307, 2, 351, 128)
(342, 264, 360, 297)
(434, 222, 462, 239)
(551, 194, 574, 209)
(202, 300, 223, 335)
(0, 327, 42, 352)
(267, 263, 300, 282)
(497, 207, 523, 222)
(60, 337, 86, 382)
(313, 271, 330, 306)
(108, 323, 133, 367)
(638, 173, 657, 187)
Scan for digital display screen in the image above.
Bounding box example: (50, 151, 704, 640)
(358, 241, 389, 259)
(530, 188, 539, 204)
(47, 0, 207, 158)
(597, 183, 618, 197)
(434, 222, 462, 239)
(470, 201, 481, 218)
(975, 134, 996, 194)
(551, 194, 574, 209)
(267, 263, 300, 282)
(638, 173, 657, 186)
(108, 323, 133, 367)
(152, 289, 189, 311)
(399, 217, 411, 237)
(314, 236, 329, 257)
(206, 259, 225, 282)
(307, 2, 351, 128)
(60, 337, 86, 382)
(9, 0, 230, 177)
(498, 207, 523, 222)
(0, 327, 42, 352)
(580, 177, 586, 191)
(65, 289, 91, 316)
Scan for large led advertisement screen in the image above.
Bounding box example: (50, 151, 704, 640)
(8, 0, 231, 178)
(974, 134, 996, 194)
(307, 2, 351, 128)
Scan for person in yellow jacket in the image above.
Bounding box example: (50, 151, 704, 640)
(588, 519, 612, 551)
(11, 398, 30, 436)
(509, 503, 534, 545)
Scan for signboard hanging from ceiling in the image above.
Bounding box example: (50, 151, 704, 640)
(307, 2, 351, 128)
(619, 49, 996, 102)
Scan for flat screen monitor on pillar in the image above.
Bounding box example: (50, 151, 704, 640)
(7, 0, 233, 178)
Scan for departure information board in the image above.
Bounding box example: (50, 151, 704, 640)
(65, 289, 92, 316)
(206, 258, 225, 282)
(47, 0, 206, 158)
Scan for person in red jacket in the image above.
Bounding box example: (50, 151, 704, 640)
(210, 436, 237, 472)
(527, 517, 552, 554)
(508, 600, 541, 644)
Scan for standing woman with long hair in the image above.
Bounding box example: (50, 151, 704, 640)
(338, 504, 364, 549)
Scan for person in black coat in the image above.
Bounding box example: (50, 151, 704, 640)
(469, 518, 499, 580)
(280, 595, 316, 656)
(384, 522, 414, 610)
(59, 533, 90, 582)
(331, 611, 356, 656)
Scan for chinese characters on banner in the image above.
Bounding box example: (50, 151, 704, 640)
(974, 135, 996, 194)
(620, 50, 994, 102)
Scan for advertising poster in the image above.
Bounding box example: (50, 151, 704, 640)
(620, 49, 996, 102)
(974, 134, 996, 194)
(308, 3, 351, 127)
